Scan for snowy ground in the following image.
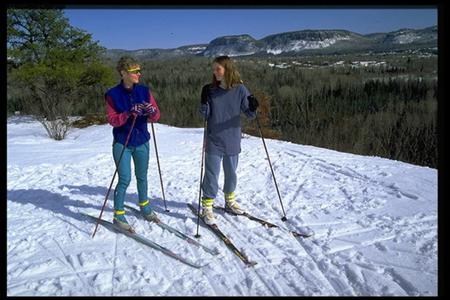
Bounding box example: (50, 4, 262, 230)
(7, 115, 437, 296)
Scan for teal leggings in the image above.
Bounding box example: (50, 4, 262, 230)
(113, 141, 149, 211)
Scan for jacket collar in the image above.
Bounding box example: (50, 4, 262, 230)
(119, 80, 135, 93)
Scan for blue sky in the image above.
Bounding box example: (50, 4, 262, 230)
(63, 8, 437, 50)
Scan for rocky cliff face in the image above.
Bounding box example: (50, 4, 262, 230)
(104, 25, 437, 60)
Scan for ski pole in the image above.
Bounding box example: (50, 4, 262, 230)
(150, 122, 169, 212)
(92, 114, 137, 238)
(255, 114, 288, 221)
(195, 119, 207, 238)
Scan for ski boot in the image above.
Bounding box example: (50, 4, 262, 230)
(224, 192, 244, 215)
(201, 198, 217, 225)
(139, 200, 160, 223)
(113, 210, 134, 232)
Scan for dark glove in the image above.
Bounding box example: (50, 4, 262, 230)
(130, 103, 144, 117)
(142, 102, 157, 116)
(247, 95, 259, 112)
(199, 103, 209, 119)
(201, 84, 211, 105)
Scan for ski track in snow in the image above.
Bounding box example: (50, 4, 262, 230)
(7, 117, 437, 296)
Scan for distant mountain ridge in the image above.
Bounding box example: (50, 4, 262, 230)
(104, 25, 437, 60)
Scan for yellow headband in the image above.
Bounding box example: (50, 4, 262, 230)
(127, 67, 141, 72)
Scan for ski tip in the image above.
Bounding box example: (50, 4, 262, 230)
(246, 261, 258, 267)
(198, 261, 214, 268)
(292, 231, 314, 238)
(188, 263, 206, 269)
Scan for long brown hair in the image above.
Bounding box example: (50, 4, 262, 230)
(212, 56, 243, 89)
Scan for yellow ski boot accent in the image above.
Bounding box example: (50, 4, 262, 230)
(201, 198, 216, 225)
(113, 210, 133, 231)
(224, 192, 244, 215)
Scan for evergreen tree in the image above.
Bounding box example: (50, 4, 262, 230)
(7, 8, 115, 140)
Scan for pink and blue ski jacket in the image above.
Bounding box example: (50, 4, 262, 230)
(105, 81, 160, 147)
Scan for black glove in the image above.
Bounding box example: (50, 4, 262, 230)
(201, 84, 211, 105)
(247, 95, 259, 112)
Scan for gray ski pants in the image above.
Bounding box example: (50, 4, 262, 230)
(201, 152, 239, 200)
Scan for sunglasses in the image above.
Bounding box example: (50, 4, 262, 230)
(127, 68, 142, 74)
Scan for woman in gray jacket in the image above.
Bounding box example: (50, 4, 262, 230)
(199, 55, 259, 225)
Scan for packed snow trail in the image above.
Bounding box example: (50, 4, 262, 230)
(7, 116, 437, 296)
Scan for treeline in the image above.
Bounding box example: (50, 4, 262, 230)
(267, 75, 436, 167)
(7, 9, 115, 140)
(138, 55, 437, 168)
(8, 53, 437, 168)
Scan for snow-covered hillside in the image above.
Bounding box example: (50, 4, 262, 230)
(265, 36, 351, 55)
(7, 116, 437, 296)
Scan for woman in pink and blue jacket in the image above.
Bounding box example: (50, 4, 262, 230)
(105, 56, 160, 231)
